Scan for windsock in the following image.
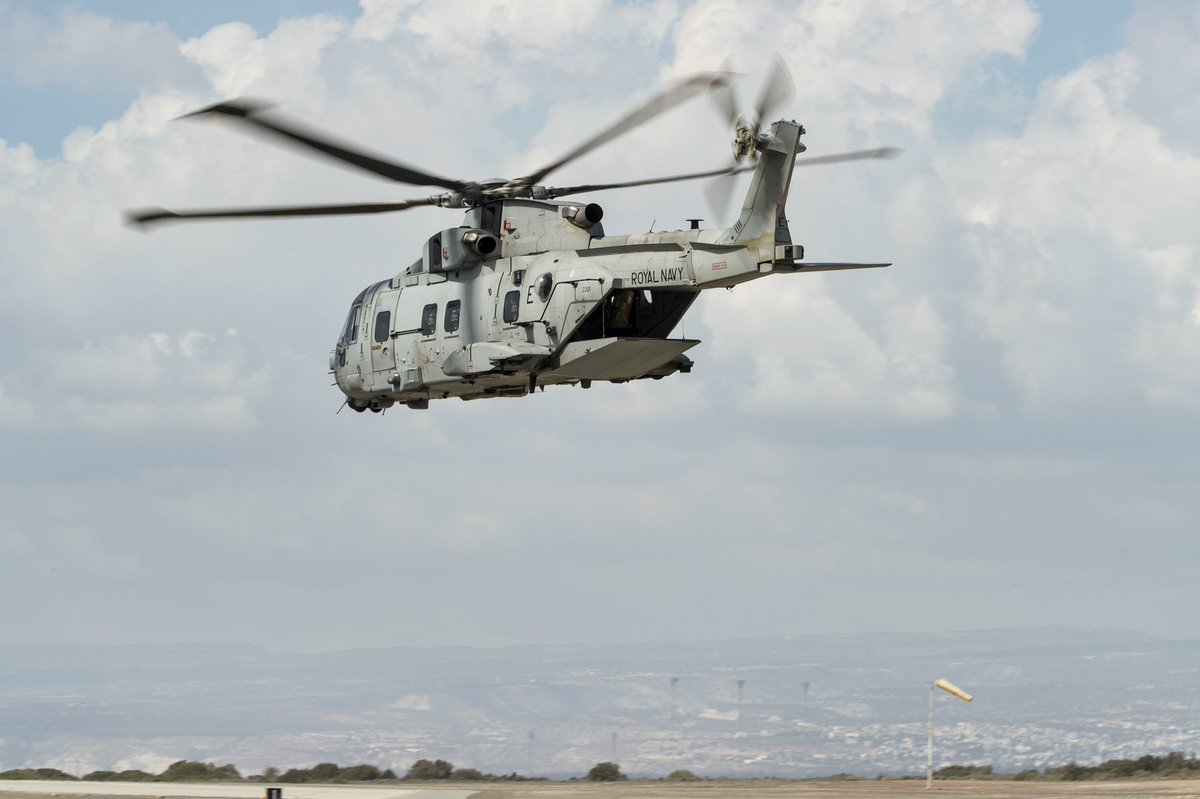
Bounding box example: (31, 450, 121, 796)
(934, 678, 973, 702)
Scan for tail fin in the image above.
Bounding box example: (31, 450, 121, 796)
(719, 120, 804, 260)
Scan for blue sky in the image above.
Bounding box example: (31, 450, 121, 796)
(2, 0, 1199, 653)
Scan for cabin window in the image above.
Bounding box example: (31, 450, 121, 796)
(535, 272, 553, 302)
(503, 290, 520, 324)
(444, 300, 461, 333)
(373, 310, 391, 343)
(421, 303, 437, 336)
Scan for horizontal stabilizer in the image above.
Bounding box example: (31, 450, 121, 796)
(790, 262, 891, 272)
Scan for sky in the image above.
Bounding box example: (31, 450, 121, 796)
(1, 0, 1198, 653)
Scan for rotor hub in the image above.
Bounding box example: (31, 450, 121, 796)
(733, 121, 759, 162)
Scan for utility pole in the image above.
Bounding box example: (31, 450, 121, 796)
(737, 678, 745, 722)
(670, 676, 679, 720)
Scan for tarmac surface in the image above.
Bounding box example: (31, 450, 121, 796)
(472, 780, 1200, 799)
(4, 782, 1200, 799)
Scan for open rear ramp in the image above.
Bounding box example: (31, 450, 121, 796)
(554, 337, 698, 381)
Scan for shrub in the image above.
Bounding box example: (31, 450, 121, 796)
(585, 762, 626, 781)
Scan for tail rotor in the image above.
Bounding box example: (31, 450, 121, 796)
(706, 56, 795, 219)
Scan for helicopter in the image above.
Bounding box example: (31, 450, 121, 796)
(129, 66, 898, 412)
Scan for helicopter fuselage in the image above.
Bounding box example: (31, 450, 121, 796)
(331, 119, 886, 411)
(331, 204, 760, 410)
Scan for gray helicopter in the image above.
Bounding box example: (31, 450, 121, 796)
(130, 66, 897, 411)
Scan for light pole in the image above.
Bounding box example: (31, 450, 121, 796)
(926, 677, 973, 790)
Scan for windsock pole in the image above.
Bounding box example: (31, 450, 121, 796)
(926, 684, 934, 789)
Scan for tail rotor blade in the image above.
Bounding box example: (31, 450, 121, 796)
(709, 58, 741, 126)
(753, 55, 794, 125)
(704, 167, 740, 223)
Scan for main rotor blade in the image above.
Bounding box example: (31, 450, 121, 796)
(753, 55, 794, 125)
(126, 198, 438, 229)
(550, 148, 901, 201)
(180, 99, 471, 192)
(548, 164, 752, 198)
(794, 147, 903, 167)
(518, 72, 732, 187)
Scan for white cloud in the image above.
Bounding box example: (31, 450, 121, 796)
(671, 0, 1039, 138)
(3, 0, 1200, 652)
(938, 34, 1200, 411)
(181, 16, 347, 100)
(2, 330, 270, 434)
(0, 522, 142, 580)
(703, 277, 955, 419)
(0, 4, 184, 90)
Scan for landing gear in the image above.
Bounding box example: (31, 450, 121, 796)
(347, 397, 395, 413)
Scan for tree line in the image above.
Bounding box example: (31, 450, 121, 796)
(0, 759, 610, 783)
(936, 751, 1200, 781)
(7, 753, 1199, 783)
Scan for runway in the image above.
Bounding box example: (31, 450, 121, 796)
(0, 782, 476, 799)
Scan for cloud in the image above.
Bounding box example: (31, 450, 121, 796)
(3, 330, 268, 434)
(181, 16, 347, 100)
(938, 32, 1200, 413)
(0, 3, 190, 91)
(702, 278, 955, 420)
(0, 521, 143, 581)
(670, 0, 1039, 137)
(3, 0, 1200, 652)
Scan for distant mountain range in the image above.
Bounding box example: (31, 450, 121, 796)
(2, 627, 1197, 778)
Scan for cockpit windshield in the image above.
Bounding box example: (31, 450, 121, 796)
(340, 281, 389, 346)
(340, 302, 361, 345)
